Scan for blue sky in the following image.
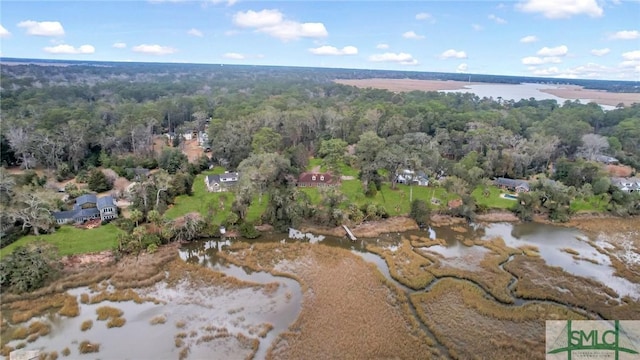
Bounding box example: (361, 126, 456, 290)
(1, 0, 639, 80)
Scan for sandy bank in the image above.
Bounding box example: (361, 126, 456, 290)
(539, 85, 640, 107)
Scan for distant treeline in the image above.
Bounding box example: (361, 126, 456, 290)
(1, 57, 638, 93)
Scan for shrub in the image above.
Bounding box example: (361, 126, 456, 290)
(239, 222, 261, 239)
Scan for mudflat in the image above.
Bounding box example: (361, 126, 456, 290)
(334, 78, 640, 107)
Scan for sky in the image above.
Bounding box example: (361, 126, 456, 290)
(0, 0, 639, 80)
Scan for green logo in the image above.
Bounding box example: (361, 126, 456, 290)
(547, 320, 640, 360)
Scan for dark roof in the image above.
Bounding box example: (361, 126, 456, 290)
(494, 177, 530, 190)
(76, 194, 97, 206)
(298, 172, 336, 184)
(206, 172, 239, 184)
(52, 210, 77, 220)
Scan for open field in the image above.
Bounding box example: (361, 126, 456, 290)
(334, 79, 640, 107)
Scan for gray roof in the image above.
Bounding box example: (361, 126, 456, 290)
(76, 194, 97, 206)
(52, 210, 77, 220)
(495, 177, 530, 190)
(97, 195, 115, 209)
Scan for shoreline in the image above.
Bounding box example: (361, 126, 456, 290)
(334, 79, 640, 107)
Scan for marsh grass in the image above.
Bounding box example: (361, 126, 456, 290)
(58, 296, 80, 317)
(175, 320, 187, 329)
(178, 346, 189, 360)
(411, 278, 585, 360)
(561, 248, 580, 256)
(6, 293, 77, 324)
(15, 342, 26, 349)
(78, 340, 100, 354)
(366, 238, 435, 290)
(106, 317, 126, 328)
(61, 347, 70, 356)
(79, 293, 89, 304)
(149, 315, 166, 325)
(505, 255, 639, 320)
(88, 288, 160, 305)
(407, 234, 446, 248)
(222, 242, 442, 360)
(96, 306, 123, 321)
(0, 345, 13, 357)
(80, 320, 93, 331)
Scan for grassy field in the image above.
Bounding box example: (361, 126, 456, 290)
(472, 187, 517, 210)
(0, 224, 121, 258)
(164, 168, 264, 223)
(570, 195, 608, 213)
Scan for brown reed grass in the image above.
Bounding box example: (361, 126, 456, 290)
(78, 340, 100, 354)
(80, 320, 93, 331)
(411, 278, 586, 360)
(505, 255, 640, 320)
(149, 315, 166, 325)
(95, 306, 123, 321)
(61, 347, 70, 356)
(367, 237, 435, 290)
(106, 317, 126, 328)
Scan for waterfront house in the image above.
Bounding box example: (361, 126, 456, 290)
(494, 177, 530, 193)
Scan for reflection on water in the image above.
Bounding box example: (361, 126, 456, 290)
(483, 223, 639, 299)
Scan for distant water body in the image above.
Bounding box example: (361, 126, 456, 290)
(440, 83, 616, 110)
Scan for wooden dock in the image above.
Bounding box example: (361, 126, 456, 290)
(342, 225, 357, 241)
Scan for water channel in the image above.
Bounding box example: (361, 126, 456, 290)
(5, 222, 638, 359)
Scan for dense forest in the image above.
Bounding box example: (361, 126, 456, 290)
(1, 61, 639, 255)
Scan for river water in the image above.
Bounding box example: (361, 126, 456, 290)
(5, 221, 638, 359)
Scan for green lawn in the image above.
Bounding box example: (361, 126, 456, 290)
(0, 224, 122, 258)
(164, 168, 264, 224)
(472, 187, 517, 210)
(570, 195, 608, 213)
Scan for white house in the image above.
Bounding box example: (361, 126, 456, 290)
(204, 172, 239, 192)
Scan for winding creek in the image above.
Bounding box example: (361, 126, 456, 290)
(2, 222, 638, 359)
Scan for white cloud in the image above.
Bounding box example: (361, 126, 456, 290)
(232, 9, 327, 41)
(456, 63, 468, 73)
(622, 50, 640, 61)
(132, 44, 177, 55)
(521, 56, 562, 65)
(590, 48, 610, 56)
(609, 30, 639, 40)
(516, 0, 603, 19)
(368, 52, 418, 66)
(376, 43, 389, 49)
(531, 66, 561, 76)
(43, 44, 95, 54)
(415, 12, 432, 20)
(17, 20, 65, 36)
(233, 9, 283, 28)
(223, 52, 245, 59)
(187, 28, 203, 37)
(309, 45, 358, 56)
(112, 42, 127, 49)
(536, 45, 568, 57)
(488, 14, 507, 24)
(440, 49, 467, 59)
(520, 35, 538, 43)
(472, 24, 484, 31)
(402, 31, 425, 40)
(0, 24, 10, 38)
